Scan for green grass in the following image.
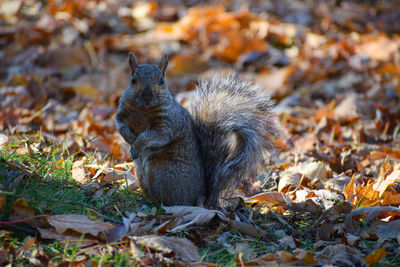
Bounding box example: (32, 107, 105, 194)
(1, 137, 399, 266)
(0, 138, 143, 221)
(0, 137, 146, 264)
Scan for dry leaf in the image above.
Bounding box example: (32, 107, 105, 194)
(38, 228, 98, 246)
(376, 219, 400, 240)
(0, 195, 5, 211)
(130, 235, 201, 262)
(230, 220, 265, 238)
(276, 250, 297, 263)
(278, 236, 297, 250)
(163, 205, 228, 232)
(315, 244, 362, 261)
(364, 247, 387, 266)
(293, 249, 317, 265)
(345, 206, 400, 234)
(278, 171, 302, 193)
(343, 174, 356, 202)
(71, 159, 90, 184)
(373, 163, 400, 197)
(11, 198, 34, 218)
(244, 253, 277, 266)
(0, 133, 8, 148)
(47, 214, 114, 236)
(245, 192, 287, 208)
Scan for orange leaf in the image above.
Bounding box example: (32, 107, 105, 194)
(381, 191, 400, 206)
(343, 174, 356, 202)
(364, 247, 387, 266)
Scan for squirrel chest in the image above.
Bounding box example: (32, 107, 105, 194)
(122, 103, 166, 136)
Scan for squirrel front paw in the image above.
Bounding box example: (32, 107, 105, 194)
(130, 146, 139, 160)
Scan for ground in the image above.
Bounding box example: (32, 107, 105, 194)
(1, 0, 400, 266)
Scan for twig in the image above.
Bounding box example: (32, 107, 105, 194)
(0, 215, 47, 224)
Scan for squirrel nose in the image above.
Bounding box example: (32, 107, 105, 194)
(142, 86, 153, 100)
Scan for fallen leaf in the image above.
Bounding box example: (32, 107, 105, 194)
(47, 214, 114, 236)
(38, 228, 98, 246)
(245, 192, 287, 208)
(293, 249, 317, 265)
(315, 244, 362, 261)
(376, 219, 400, 240)
(12, 198, 35, 218)
(163, 205, 228, 232)
(343, 173, 356, 202)
(278, 236, 297, 249)
(244, 253, 277, 266)
(71, 159, 90, 184)
(130, 235, 201, 262)
(230, 220, 265, 238)
(373, 163, 400, 197)
(364, 247, 387, 266)
(0, 133, 8, 148)
(0, 195, 5, 211)
(345, 206, 400, 234)
(276, 250, 297, 263)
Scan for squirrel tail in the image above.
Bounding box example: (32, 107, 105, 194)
(189, 73, 277, 208)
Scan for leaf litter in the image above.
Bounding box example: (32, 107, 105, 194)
(1, 0, 400, 265)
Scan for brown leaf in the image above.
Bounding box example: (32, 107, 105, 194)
(315, 244, 362, 261)
(276, 250, 297, 263)
(0, 248, 10, 265)
(244, 253, 277, 266)
(345, 206, 400, 234)
(38, 228, 98, 246)
(163, 205, 228, 232)
(230, 220, 265, 238)
(12, 198, 34, 218)
(130, 235, 201, 262)
(0, 195, 5, 211)
(245, 192, 287, 208)
(71, 159, 90, 184)
(47, 214, 114, 236)
(375, 219, 400, 240)
(293, 249, 317, 265)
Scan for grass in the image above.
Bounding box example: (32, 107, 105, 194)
(0, 137, 246, 265)
(0, 137, 146, 264)
(1, 136, 398, 266)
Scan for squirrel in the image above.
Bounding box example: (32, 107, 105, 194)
(115, 52, 276, 208)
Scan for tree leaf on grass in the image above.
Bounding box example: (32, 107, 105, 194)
(129, 235, 201, 262)
(364, 247, 387, 266)
(345, 206, 400, 234)
(38, 228, 98, 246)
(375, 219, 400, 240)
(163, 205, 228, 232)
(47, 214, 114, 236)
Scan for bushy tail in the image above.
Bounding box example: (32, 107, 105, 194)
(188, 73, 277, 208)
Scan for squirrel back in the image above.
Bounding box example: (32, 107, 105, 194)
(189, 74, 276, 208)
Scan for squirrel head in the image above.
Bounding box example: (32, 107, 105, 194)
(128, 52, 169, 108)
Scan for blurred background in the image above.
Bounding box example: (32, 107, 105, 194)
(1, 0, 399, 165)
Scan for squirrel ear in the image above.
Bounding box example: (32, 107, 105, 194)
(129, 52, 138, 73)
(159, 54, 169, 75)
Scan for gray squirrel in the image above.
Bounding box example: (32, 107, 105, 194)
(115, 53, 276, 208)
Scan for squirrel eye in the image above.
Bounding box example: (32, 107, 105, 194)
(131, 76, 136, 84)
(160, 77, 165, 85)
